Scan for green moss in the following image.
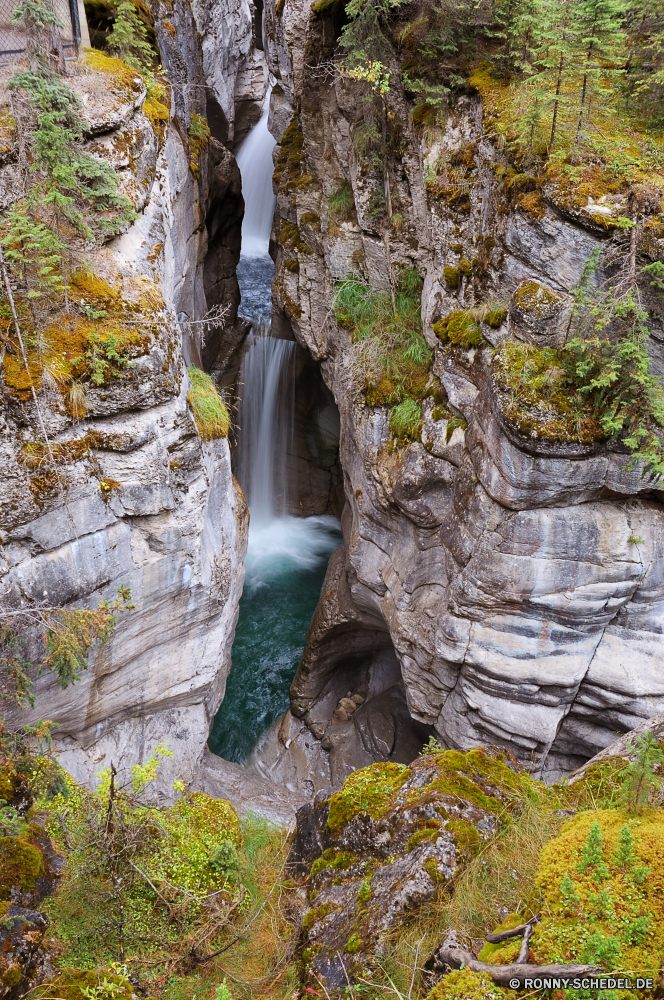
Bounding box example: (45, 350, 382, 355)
(188, 114, 210, 181)
(443, 265, 460, 289)
(427, 968, 508, 999)
(423, 856, 445, 884)
(280, 220, 312, 255)
(283, 258, 300, 272)
(447, 819, 481, 858)
(446, 416, 467, 442)
(512, 280, 560, 317)
(484, 306, 508, 328)
(310, 849, 359, 877)
(458, 257, 473, 275)
(346, 933, 363, 953)
(0, 836, 45, 899)
(407, 824, 440, 852)
(30, 967, 132, 1000)
(312, 0, 340, 14)
(477, 913, 523, 962)
(357, 878, 372, 907)
(187, 367, 230, 440)
(299, 211, 321, 229)
(531, 810, 664, 988)
(302, 901, 338, 934)
(434, 310, 484, 349)
(327, 763, 412, 833)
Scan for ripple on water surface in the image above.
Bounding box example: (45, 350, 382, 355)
(208, 516, 341, 763)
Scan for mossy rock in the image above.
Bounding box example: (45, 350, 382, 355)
(433, 310, 483, 349)
(427, 968, 508, 1000)
(0, 837, 45, 899)
(327, 763, 412, 833)
(443, 265, 460, 289)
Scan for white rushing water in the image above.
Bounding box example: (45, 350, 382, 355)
(235, 326, 296, 525)
(235, 102, 277, 258)
(210, 95, 341, 763)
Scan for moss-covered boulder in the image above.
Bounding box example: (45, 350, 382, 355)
(289, 748, 538, 990)
(508, 280, 566, 346)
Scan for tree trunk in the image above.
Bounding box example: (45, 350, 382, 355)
(548, 52, 564, 154)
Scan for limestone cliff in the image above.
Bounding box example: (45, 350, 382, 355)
(0, 37, 252, 798)
(251, 0, 664, 787)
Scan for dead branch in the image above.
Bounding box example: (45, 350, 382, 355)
(430, 930, 603, 988)
(486, 915, 539, 944)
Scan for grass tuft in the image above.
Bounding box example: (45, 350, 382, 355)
(187, 366, 230, 440)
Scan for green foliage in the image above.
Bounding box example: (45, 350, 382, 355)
(577, 819, 610, 882)
(619, 731, 664, 814)
(388, 396, 422, 442)
(494, 249, 664, 478)
(433, 310, 484, 348)
(328, 179, 355, 222)
(1, 586, 134, 706)
(187, 366, 230, 441)
(334, 268, 432, 419)
(214, 981, 234, 1000)
(209, 839, 240, 874)
(106, 0, 155, 73)
(420, 735, 445, 755)
(44, 585, 135, 688)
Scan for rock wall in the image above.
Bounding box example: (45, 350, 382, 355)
(0, 48, 249, 801)
(252, 0, 664, 787)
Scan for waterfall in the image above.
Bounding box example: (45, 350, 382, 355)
(209, 96, 340, 765)
(235, 101, 277, 258)
(235, 326, 296, 525)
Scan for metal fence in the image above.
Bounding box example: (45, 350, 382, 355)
(0, 0, 91, 64)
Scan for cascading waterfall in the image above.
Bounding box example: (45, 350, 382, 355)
(235, 328, 296, 525)
(209, 93, 340, 764)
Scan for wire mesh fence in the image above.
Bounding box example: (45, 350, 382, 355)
(0, 0, 90, 64)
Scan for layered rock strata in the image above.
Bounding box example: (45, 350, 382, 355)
(0, 42, 252, 799)
(252, 0, 664, 785)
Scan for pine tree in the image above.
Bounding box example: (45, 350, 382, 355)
(577, 820, 610, 882)
(11, 0, 63, 68)
(528, 0, 578, 153)
(619, 731, 664, 814)
(623, 0, 664, 122)
(572, 0, 626, 144)
(106, 0, 155, 73)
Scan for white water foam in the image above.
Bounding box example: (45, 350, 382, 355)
(244, 515, 341, 593)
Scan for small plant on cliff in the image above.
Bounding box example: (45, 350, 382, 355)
(334, 268, 431, 443)
(0, 586, 134, 708)
(187, 366, 230, 440)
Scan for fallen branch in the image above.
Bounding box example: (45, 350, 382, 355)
(430, 930, 603, 988)
(486, 915, 539, 944)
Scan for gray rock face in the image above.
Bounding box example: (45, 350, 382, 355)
(0, 54, 247, 802)
(254, 0, 664, 786)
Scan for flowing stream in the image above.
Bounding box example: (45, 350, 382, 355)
(209, 98, 340, 765)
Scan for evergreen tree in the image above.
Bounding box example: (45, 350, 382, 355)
(106, 0, 155, 73)
(619, 731, 664, 814)
(572, 0, 626, 143)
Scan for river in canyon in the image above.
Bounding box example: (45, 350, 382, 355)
(208, 100, 341, 764)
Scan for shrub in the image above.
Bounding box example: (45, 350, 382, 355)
(334, 268, 432, 418)
(187, 366, 230, 440)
